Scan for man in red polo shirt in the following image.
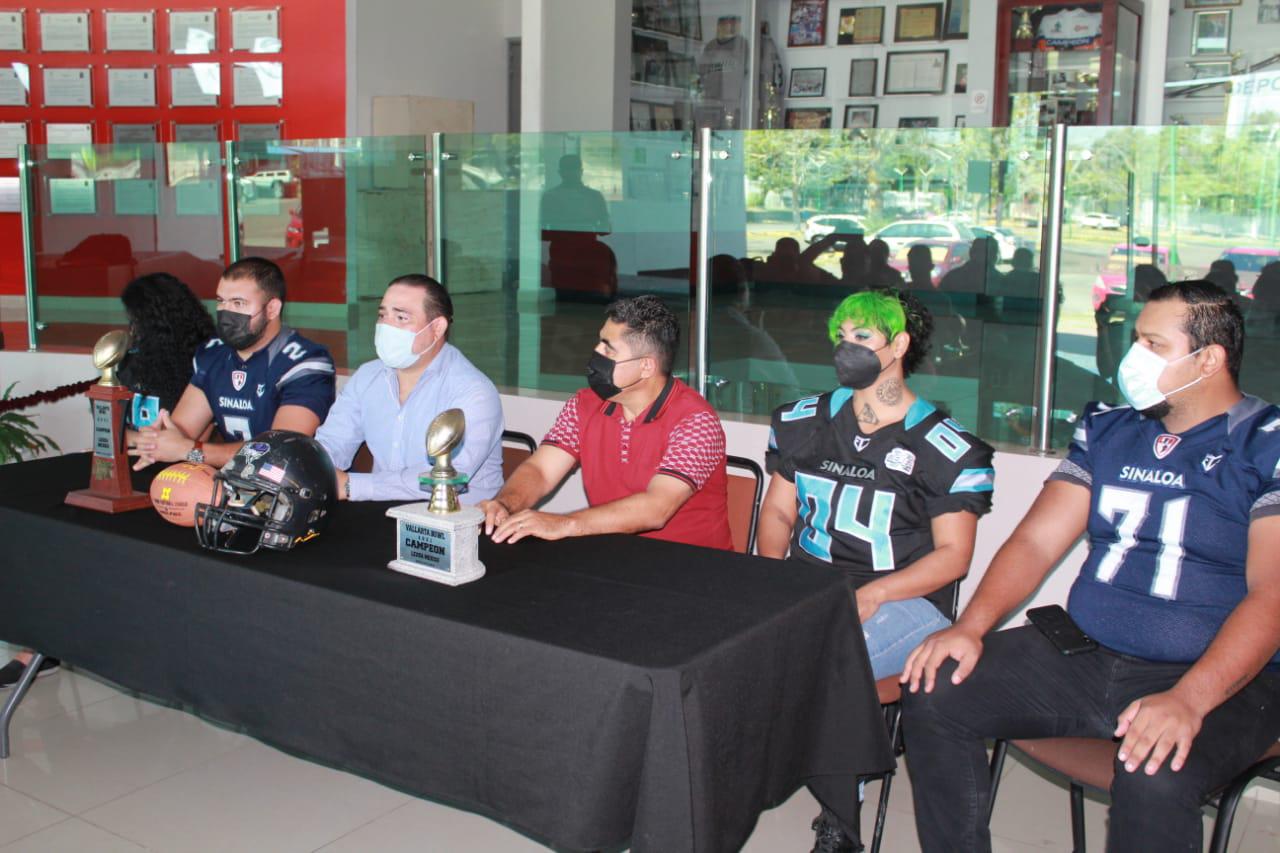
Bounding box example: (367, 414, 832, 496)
(482, 295, 733, 550)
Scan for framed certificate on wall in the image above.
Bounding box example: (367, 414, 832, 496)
(885, 50, 948, 94)
(233, 62, 282, 106)
(232, 8, 282, 52)
(112, 123, 158, 144)
(0, 122, 27, 158)
(169, 10, 217, 54)
(42, 67, 93, 107)
(0, 64, 27, 106)
(173, 122, 221, 142)
(0, 10, 24, 51)
(105, 11, 156, 51)
(107, 68, 157, 107)
(39, 12, 90, 52)
(237, 121, 283, 141)
(170, 64, 220, 106)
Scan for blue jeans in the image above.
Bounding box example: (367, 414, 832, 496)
(862, 596, 952, 681)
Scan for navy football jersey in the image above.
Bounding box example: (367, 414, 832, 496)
(190, 328, 336, 442)
(1051, 397, 1280, 666)
(767, 390, 995, 614)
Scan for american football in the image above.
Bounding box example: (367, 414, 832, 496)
(150, 462, 218, 527)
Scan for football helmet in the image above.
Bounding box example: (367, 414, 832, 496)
(194, 430, 336, 554)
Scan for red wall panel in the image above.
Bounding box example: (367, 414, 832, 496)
(0, 0, 347, 296)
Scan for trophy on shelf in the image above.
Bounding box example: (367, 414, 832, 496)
(65, 330, 152, 513)
(386, 408, 486, 586)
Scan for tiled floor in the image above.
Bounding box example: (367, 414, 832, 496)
(1, 651, 1276, 852)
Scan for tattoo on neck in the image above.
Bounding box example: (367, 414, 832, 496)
(877, 378, 904, 406)
(858, 403, 879, 425)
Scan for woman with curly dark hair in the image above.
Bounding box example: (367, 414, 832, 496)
(117, 273, 216, 429)
(1, 273, 215, 689)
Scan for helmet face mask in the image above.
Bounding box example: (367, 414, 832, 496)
(194, 431, 335, 554)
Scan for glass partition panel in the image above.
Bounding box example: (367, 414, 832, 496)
(704, 127, 1052, 450)
(1057, 124, 1280, 440)
(438, 131, 694, 394)
(231, 135, 429, 368)
(27, 141, 225, 350)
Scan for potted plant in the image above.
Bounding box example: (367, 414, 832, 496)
(0, 382, 61, 464)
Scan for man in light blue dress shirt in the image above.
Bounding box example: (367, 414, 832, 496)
(316, 274, 504, 503)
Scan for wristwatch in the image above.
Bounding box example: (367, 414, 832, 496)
(185, 440, 205, 465)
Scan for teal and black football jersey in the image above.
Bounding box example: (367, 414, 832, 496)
(1051, 397, 1280, 666)
(767, 390, 995, 614)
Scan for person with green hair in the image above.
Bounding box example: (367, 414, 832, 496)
(758, 289, 996, 853)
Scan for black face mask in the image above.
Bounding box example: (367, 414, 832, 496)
(586, 351, 644, 400)
(217, 309, 266, 351)
(834, 340, 892, 389)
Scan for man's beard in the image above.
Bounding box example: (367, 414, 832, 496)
(1139, 400, 1172, 421)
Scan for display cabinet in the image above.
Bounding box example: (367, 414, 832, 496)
(995, 0, 1143, 128)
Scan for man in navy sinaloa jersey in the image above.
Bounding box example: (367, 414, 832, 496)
(901, 282, 1280, 852)
(130, 257, 335, 470)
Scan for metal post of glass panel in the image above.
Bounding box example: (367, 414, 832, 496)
(431, 132, 444, 281)
(743, 0, 759, 130)
(224, 141, 241, 263)
(18, 145, 39, 351)
(695, 128, 713, 396)
(1033, 125, 1067, 454)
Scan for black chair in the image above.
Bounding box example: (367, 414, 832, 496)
(866, 580, 962, 853)
(725, 455, 764, 555)
(987, 731, 1280, 852)
(501, 429, 538, 480)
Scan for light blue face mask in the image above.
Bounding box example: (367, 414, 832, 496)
(1116, 343, 1204, 412)
(375, 322, 437, 369)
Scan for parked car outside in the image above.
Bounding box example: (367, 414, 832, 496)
(803, 214, 867, 244)
(1212, 248, 1280, 297)
(1091, 243, 1181, 310)
(888, 239, 972, 287)
(871, 219, 976, 255)
(1078, 212, 1122, 230)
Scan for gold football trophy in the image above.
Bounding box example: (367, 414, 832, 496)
(385, 408, 486, 585)
(66, 330, 152, 513)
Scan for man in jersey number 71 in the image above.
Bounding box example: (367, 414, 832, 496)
(900, 281, 1280, 852)
(129, 257, 336, 470)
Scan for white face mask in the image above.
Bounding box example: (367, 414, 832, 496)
(375, 322, 437, 370)
(1116, 342, 1204, 413)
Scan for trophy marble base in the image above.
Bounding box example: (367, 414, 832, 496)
(385, 502, 486, 586)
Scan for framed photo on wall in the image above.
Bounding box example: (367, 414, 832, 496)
(894, 3, 943, 43)
(954, 115, 967, 127)
(843, 105, 878, 129)
(653, 103, 677, 131)
(848, 58, 877, 96)
(1192, 10, 1231, 55)
(837, 6, 884, 45)
(944, 0, 969, 39)
(884, 50, 948, 95)
(630, 100, 654, 131)
(785, 107, 832, 128)
(954, 62, 968, 93)
(898, 116, 939, 128)
(789, 67, 827, 97)
(787, 0, 828, 47)
(1261, 1, 1280, 24)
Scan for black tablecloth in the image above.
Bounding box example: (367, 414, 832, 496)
(0, 454, 892, 852)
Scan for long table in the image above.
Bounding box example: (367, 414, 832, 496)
(0, 453, 892, 852)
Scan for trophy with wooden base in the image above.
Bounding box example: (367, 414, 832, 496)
(386, 408, 486, 585)
(65, 330, 152, 513)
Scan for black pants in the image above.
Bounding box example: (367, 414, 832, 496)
(901, 626, 1280, 853)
